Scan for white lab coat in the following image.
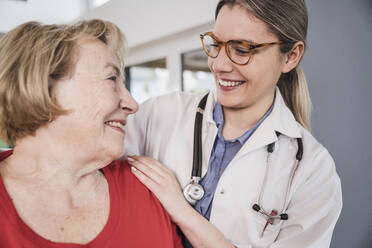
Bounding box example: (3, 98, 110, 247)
(124, 88, 342, 248)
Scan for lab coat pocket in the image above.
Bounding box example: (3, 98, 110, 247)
(231, 210, 282, 247)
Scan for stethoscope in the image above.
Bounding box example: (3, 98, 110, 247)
(183, 93, 304, 231)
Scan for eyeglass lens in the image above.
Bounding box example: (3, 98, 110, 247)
(202, 34, 219, 58)
(202, 34, 252, 65)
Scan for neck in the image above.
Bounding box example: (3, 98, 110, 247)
(0, 130, 109, 206)
(221, 93, 274, 140)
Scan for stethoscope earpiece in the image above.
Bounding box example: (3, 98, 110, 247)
(252, 203, 289, 221)
(280, 213, 289, 220)
(252, 203, 261, 212)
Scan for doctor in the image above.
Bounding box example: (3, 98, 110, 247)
(125, 0, 342, 247)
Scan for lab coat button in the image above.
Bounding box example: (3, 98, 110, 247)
(220, 189, 225, 194)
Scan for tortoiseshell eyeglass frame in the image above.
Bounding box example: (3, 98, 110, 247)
(200, 32, 284, 65)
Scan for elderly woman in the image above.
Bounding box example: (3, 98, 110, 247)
(0, 20, 182, 247)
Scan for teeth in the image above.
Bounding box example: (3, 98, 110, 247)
(218, 79, 245, 87)
(105, 121, 125, 130)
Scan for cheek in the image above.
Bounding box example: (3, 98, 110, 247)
(65, 85, 116, 125)
(84, 87, 117, 120)
(243, 54, 284, 83)
(265, 51, 287, 75)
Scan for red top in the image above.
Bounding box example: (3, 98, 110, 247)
(0, 150, 183, 248)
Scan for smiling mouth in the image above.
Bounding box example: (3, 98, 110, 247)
(218, 79, 246, 87)
(104, 121, 125, 133)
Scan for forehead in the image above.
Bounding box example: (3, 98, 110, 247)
(74, 36, 119, 75)
(213, 4, 276, 43)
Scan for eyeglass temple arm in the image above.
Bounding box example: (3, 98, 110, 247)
(250, 41, 283, 49)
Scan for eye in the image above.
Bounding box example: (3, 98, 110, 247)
(108, 75, 117, 82)
(230, 46, 251, 57)
(229, 42, 252, 56)
(235, 48, 251, 55)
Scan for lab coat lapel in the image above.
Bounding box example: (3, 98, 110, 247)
(236, 88, 301, 157)
(200, 88, 301, 172)
(237, 117, 278, 156)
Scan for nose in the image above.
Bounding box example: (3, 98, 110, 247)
(119, 83, 139, 114)
(209, 45, 233, 73)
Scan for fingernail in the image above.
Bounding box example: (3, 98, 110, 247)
(131, 166, 137, 172)
(127, 157, 134, 162)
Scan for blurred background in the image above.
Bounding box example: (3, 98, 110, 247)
(0, 0, 371, 247)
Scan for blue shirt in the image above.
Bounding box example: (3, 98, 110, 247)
(194, 102, 273, 220)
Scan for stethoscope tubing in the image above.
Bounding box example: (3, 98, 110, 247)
(183, 93, 209, 205)
(192, 108, 204, 179)
(191, 93, 209, 180)
(184, 92, 304, 225)
(257, 137, 303, 217)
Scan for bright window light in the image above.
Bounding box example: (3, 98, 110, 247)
(90, 0, 111, 8)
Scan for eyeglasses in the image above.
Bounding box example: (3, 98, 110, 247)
(200, 32, 284, 65)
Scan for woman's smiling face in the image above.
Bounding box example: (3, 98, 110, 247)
(209, 4, 290, 111)
(51, 36, 138, 161)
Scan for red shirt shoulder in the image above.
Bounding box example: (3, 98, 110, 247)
(101, 160, 183, 247)
(0, 153, 182, 248)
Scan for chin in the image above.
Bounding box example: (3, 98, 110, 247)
(111, 147, 124, 161)
(101, 143, 124, 162)
(217, 95, 241, 108)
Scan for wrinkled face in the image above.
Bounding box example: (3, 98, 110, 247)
(52, 36, 138, 161)
(209, 4, 288, 111)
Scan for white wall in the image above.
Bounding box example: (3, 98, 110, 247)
(126, 22, 214, 91)
(0, 0, 218, 98)
(80, 0, 217, 91)
(0, 0, 88, 33)
(81, 0, 218, 48)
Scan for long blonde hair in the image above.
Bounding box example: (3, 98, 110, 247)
(0, 19, 126, 145)
(216, 0, 312, 131)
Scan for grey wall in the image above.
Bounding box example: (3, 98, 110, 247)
(303, 0, 372, 247)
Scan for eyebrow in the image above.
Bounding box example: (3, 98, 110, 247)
(213, 33, 257, 45)
(239, 39, 256, 44)
(228, 37, 257, 45)
(104, 63, 120, 76)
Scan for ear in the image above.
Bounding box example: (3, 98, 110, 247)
(282, 41, 305, 73)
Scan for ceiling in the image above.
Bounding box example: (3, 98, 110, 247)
(0, 0, 108, 33)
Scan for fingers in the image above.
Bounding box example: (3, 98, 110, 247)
(127, 155, 164, 185)
(129, 155, 169, 178)
(128, 155, 191, 223)
(130, 165, 159, 192)
(127, 155, 181, 193)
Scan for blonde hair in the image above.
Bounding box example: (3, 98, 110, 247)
(216, 0, 312, 131)
(0, 19, 126, 146)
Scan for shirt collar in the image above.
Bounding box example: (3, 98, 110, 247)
(213, 101, 274, 144)
(213, 102, 224, 129)
(205, 87, 302, 140)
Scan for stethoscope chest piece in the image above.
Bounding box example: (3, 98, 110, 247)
(183, 179, 205, 205)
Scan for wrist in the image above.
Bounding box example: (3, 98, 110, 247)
(173, 203, 204, 229)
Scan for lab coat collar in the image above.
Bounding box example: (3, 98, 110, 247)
(204, 90, 217, 125)
(269, 87, 302, 139)
(204, 88, 302, 153)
